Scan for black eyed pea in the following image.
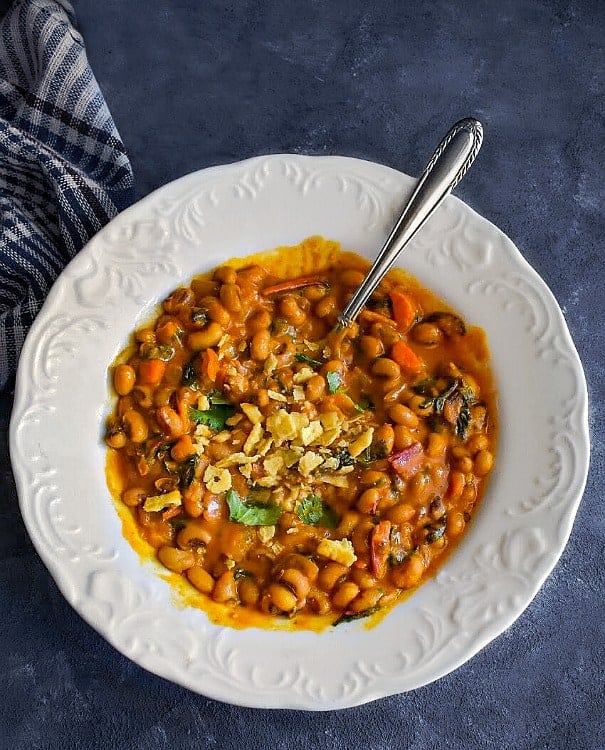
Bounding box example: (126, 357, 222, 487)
(113, 364, 136, 396)
(219, 283, 242, 313)
(267, 582, 298, 613)
(212, 570, 238, 602)
(122, 409, 148, 443)
(122, 487, 146, 507)
(157, 545, 196, 573)
(250, 329, 272, 361)
(411, 321, 443, 346)
(280, 567, 311, 601)
(371, 357, 401, 379)
(187, 322, 223, 351)
(279, 295, 306, 326)
(186, 566, 215, 594)
(331, 581, 360, 610)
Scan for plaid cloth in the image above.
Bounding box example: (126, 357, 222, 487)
(0, 0, 133, 391)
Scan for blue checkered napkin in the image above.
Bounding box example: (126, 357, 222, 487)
(0, 0, 134, 391)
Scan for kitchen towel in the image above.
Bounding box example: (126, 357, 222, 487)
(0, 0, 133, 391)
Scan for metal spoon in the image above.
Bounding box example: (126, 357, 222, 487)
(336, 117, 483, 329)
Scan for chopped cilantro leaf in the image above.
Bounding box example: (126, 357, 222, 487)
(295, 353, 323, 367)
(326, 370, 343, 394)
(354, 394, 374, 412)
(296, 494, 339, 528)
(189, 403, 235, 431)
(226, 489, 282, 526)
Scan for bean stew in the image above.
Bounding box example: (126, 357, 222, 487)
(105, 236, 497, 630)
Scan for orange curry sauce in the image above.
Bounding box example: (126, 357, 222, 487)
(105, 236, 497, 631)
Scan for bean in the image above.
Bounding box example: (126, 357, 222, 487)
(347, 587, 382, 613)
(331, 581, 360, 609)
(474, 449, 494, 476)
(187, 567, 215, 594)
(267, 583, 298, 613)
(177, 519, 213, 549)
(351, 520, 374, 555)
(429, 496, 446, 520)
(122, 410, 148, 443)
(373, 424, 395, 455)
(466, 433, 489, 456)
(385, 503, 415, 524)
(357, 487, 381, 514)
(446, 510, 465, 536)
(303, 285, 328, 301)
(314, 294, 337, 318)
(390, 553, 425, 589)
(411, 322, 443, 346)
(157, 545, 195, 573)
(340, 268, 366, 286)
(251, 329, 272, 361)
(279, 295, 306, 326)
(307, 586, 331, 615)
(280, 568, 311, 601)
(317, 562, 348, 592)
(408, 394, 433, 416)
(238, 576, 261, 606)
(350, 568, 378, 590)
(163, 287, 194, 315)
(156, 406, 184, 438)
(219, 283, 242, 312)
(305, 374, 326, 402)
(212, 570, 237, 602)
(359, 335, 385, 359)
(237, 265, 266, 287)
(455, 455, 474, 473)
(122, 487, 146, 507)
(461, 482, 477, 506)
(135, 328, 156, 344)
(191, 278, 217, 298)
(187, 322, 223, 351)
(182, 482, 204, 518)
(388, 403, 419, 428)
(105, 431, 126, 449)
(248, 309, 271, 333)
(427, 432, 447, 459)
(448, 471, 465, 500)
(283, 553, 319, 583)
(171, 435, 196, 462)
(113, 364, 136, 396)
(204, 298, 231, 327)
(153, 386, 174, 407)
(336, 511, 361, 537)
(213, 266, 237, 284)
(360, 469, 389, 487)
(372, 357, 401, 379)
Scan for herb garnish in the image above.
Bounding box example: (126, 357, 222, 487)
(178, 454, 199, 488)
(296, 494, 339, 528)
(334, 606, 380, 625)
(354, 394, 374, 412)
(225, 489, 282, 526)
(295, 353, 323, 367)
(326, 371, 344, 394)
(332, 447, 354, 470)
(189, 391, 235, 431)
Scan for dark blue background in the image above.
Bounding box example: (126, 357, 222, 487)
(2, 1, 603, 748)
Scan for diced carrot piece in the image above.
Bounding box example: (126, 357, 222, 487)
(138, 358, 166, 385)
(390, 288, 419, 331)
(390, 340, 423, 373)
(201, 348, 220, 382)
(261, 275, 327, 296)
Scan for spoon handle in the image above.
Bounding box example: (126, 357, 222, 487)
(336, 117, 483, 328)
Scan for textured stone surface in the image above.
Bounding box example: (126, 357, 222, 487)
(1, 0, 603, 748)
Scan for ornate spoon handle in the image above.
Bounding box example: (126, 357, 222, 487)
(336, 117, 483, 328)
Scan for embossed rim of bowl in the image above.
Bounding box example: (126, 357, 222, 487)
(10, 155, 590, 710)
